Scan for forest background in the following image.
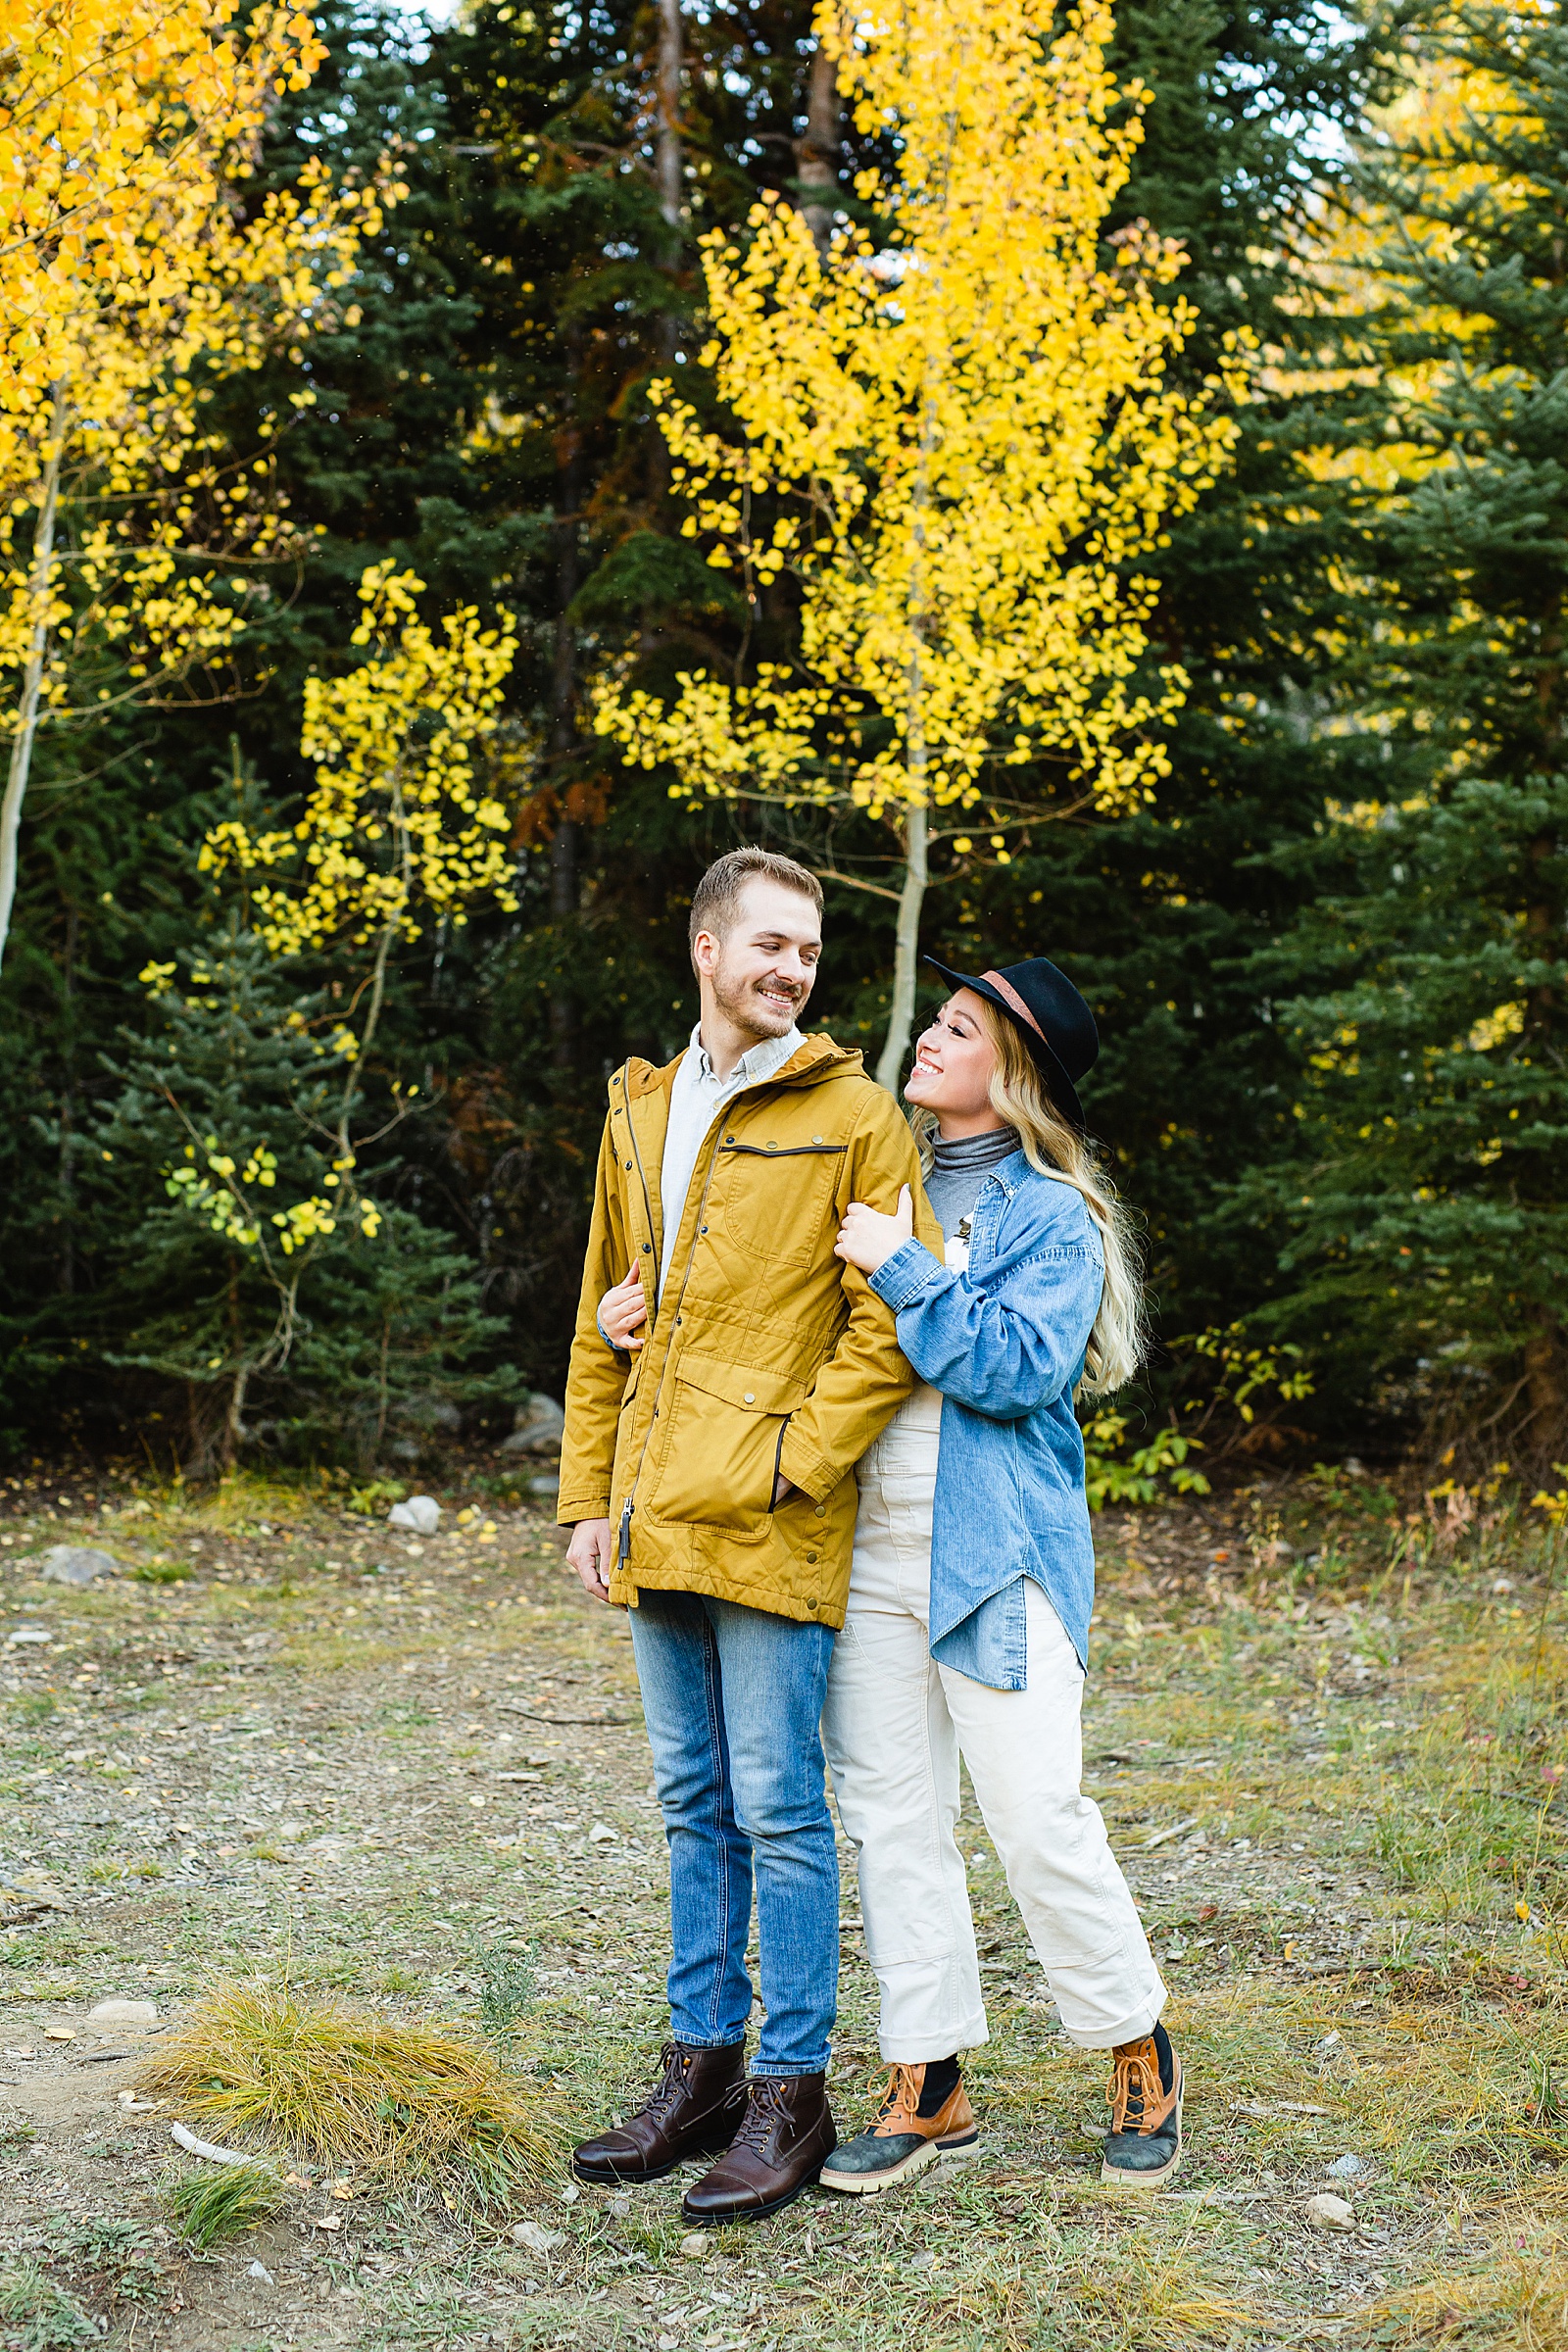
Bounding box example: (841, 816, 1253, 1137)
(2, 0, 1565, 1503)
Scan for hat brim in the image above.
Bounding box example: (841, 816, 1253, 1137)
(922, 957, 1088, 1135)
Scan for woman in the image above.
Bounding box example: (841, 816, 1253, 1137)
(817, 953, 1180, 2196)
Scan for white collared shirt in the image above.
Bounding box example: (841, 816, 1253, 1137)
(658, 1021, 803, 1292)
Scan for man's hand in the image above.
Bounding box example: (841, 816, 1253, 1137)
(834, 1182, 915, 1277)
(566, 1517, 613, 1602)
(598, 1264, 649, 1350)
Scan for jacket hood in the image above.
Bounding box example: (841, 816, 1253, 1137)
(617, 1030, 864, 1102)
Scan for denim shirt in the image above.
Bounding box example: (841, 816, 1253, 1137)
(868, 1151, 1102, 1688)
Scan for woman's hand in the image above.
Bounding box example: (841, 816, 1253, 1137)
(834, 1184, 914, 1276)
(598, 1264, 649, 1349)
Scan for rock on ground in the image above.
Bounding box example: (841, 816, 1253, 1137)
(38, 1544, 119, 1585)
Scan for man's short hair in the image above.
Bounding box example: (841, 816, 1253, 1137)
(689, 848, 823, 958)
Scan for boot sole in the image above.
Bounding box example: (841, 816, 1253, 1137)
(820, 2127, 980, 2197)
(1101, 2091, 1183, 2189)
(680, 2164, 828, 2228)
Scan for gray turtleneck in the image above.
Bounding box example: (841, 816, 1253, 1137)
(924, 1125, 1020, 1241)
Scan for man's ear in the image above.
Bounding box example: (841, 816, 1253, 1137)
(692, 927, 718, 979)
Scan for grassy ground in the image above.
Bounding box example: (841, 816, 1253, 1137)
(2, 1457, 1566, 2350)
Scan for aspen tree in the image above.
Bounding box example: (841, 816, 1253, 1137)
(594, 0, 1244, 1085)
(0, 0, 389, 967)
(200, 563, 520, 1154)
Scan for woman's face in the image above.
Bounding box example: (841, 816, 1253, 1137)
(904, 989, 1003, 1130)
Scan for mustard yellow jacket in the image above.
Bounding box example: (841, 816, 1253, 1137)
(557, 1033, 940, 1628)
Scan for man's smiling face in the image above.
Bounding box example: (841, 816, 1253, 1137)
(696, 876, 822, 1044)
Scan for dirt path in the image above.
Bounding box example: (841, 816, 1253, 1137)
(2, 1465, 1563, 2348)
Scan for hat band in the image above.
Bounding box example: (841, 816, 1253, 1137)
(981, 968, 1047, 1047)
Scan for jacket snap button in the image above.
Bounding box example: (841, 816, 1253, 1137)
(743, 1392, 755, 1403)
(641, 1242, 651, 1251)
(806, 1551, 818, 1565)
(765, 1142, 777, 1152)
(814, 1503, 825, 1517)
(700, 1224, 709, 1234)
(813, 1135, 823, 1144)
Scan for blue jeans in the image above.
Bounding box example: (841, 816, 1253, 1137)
(629, 1589, 839, 2076)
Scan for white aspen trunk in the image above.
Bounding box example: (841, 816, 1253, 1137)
(797, 40, 842, 257)
(647, 0, 684, 521)
(876, 799, 928, 1091)
(0, 395, 65, 971)
(656, 0, 683, 254)
(337, 773, 413, 1161)
(875, 398, 935, 1094)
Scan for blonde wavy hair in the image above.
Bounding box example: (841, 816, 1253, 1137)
(910, 995, 1147, 1396)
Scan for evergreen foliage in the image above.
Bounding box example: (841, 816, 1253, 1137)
(0, 0, 1560, 1480)
(1244, 0, 1568, 1465)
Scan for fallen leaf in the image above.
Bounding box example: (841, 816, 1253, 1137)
(511, 2220, 564, 2255)
(310, 2213, 343, 2232)
(43, 2027, 75, 2042)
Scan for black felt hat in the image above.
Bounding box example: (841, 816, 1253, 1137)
(923, 954, 1099, 1134)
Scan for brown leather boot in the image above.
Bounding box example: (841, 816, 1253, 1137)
(572, 2041, 748, 2184)
(680, 2072, 836, 2225)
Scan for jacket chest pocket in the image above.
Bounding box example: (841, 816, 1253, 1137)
(649, 1354, 808, 1541)
(711, 1141, 845, 1269)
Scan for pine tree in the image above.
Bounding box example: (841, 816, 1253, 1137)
(1245, 0, 1568, 1467)
(94, 925, 511, 1473)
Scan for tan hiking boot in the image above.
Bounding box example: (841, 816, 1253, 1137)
(819, 2061, 978, 2195)
(1101, 2026, 1183, 2188)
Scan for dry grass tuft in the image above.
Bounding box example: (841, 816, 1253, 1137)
(1381, 2245, 1568, 2348)
(138, 1983, 562, 2211)
(1066, 2238, 1260, 2344)
(161, 2161, 284, 2248)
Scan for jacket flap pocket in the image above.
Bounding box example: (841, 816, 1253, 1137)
(672, 1354, 807, 1414)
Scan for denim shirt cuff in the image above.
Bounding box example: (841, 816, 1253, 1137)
(595, 1312, 629, 1357)
(869, 1238, 945, 1313)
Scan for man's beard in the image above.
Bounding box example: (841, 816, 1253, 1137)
(710, 956, 805, 1041)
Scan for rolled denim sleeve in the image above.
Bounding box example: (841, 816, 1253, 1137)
(868, 1237, 945, 1313)
(871, 1240, 1102, 1420)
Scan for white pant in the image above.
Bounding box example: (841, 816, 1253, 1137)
(822, 1390, 1165, 2060)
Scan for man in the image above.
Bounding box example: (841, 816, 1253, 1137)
(559, 846, 938, 2225)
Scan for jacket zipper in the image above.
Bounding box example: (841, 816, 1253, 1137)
(622, 1086, 661, 1317)
(615, 1077, 813, 1569)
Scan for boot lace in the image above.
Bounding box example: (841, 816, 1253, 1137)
(1107, 2041, 1161, 2137)
(730, 2077, 793, 2154)
(642, 2042, 692, 2125)
(872, 2065, 921, 2127)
